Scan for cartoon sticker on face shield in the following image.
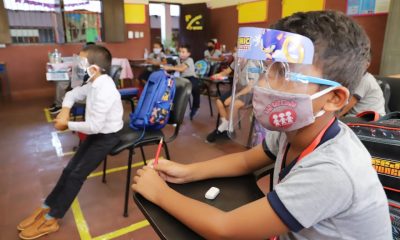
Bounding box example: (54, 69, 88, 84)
(261, 29, 306, 63)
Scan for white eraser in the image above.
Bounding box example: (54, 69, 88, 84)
(205, 187, 220, 200)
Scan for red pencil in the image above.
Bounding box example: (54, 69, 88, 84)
(153, 138, 163, 167)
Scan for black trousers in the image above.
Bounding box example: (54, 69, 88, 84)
(45, 133, 120, 218)
(187, 76, 200, 109)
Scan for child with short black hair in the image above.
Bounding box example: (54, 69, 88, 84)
(163, 44, 200, 119)
(18, 45, 123, 240)
(132, 11, 391, 239)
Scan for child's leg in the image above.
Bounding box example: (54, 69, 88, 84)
(217, 99, 245, 132)
(47, 133, 119, 219)
(44, 136, 96, 209)
(216, 98, 228, 119)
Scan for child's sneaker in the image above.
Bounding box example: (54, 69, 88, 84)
(49, 106, 61, 115)
(17, 208, 49, 231)
(206, 129, 228, 143)
(19, 217, 59, 240)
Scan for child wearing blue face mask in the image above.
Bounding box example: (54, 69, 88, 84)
(131, 11, 391, 240)
(18, 45, 123, 240)
(139, 42, 168, 84)
(146, 42, 167, 66)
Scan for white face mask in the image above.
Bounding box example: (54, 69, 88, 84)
(86, 65, 100, 81)
(153, 48, 162, 54)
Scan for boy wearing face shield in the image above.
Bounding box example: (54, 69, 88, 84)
(131, 11, 391, 240)
(18, 45, 123, 240)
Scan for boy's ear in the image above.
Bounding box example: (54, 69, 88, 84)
(323, 86, 350, 112)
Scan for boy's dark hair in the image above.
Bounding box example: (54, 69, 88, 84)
(179, 44, 191, 53)
(208, 39, 216, 45)
(270, 10, 370, 93)
(82, 45, 112, 74)
(84, 42, 96, 47)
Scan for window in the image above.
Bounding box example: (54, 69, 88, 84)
(4, 0, 102, 44)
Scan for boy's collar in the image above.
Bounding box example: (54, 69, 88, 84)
(90, 74, 106, 87)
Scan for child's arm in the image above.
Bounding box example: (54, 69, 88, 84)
(212, 67, 232, 79)
(145, 143, 274, 187)
(67, 84, 118, 134)
(62, 84, 90, 108)
(163, 63, 188, 73)
(133, 157, 287, 239)
(53, 85, 89, 130)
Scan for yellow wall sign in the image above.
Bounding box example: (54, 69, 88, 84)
(185, 14, 203, 31)
(237, 0, 268, 24)
(282, 0, 325, 18)
(124, 4, 146, 24)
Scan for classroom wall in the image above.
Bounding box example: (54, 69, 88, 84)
(0, 6, 151, 99)
(210, 0, 387, 74)
(325, 0, 387, 75)
(209, 0, 282, 52)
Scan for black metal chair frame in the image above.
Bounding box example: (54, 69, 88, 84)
(102, 77, 192, 217)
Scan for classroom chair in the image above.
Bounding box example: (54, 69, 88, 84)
(376, 78, 391, 114)
(101, 77, 192, 217)
(110, 65, 139, 113)
(375, 76, 400, 112)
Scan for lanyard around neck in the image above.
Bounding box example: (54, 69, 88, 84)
(297, 118, 335, 162)
(280, 118, 336, 176)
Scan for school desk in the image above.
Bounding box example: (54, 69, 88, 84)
(133, 174, 265, 240)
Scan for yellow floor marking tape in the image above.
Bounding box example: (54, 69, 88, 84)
(62, 151, 76, 157)
(91, 220, 150, 240)
(88, 162, 145, 179)
(71, 198, 92, 240)
(43, 108, 53, 123)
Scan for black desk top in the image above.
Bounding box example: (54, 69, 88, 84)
(133, 174, 265, 240)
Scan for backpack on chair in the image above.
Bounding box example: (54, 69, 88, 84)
(130, 70, 176, 131)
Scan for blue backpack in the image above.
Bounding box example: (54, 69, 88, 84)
(130, 70, 176, 131)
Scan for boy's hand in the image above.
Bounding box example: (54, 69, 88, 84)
(162, 65, 171, 71)
(147, 159, 192, 184)
(53, 118, 68, 131)
(56, 107, 70, 122)
(132, 166, 169, 204)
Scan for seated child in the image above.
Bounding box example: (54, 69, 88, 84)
(204, 39, 224, 65)
(146, 42, 167, 66)
(132, 11, 391, 239)
(207, 58, 262, 142)
(49, 42, 95, 114)
(17, 45, 123, 240)
(163, 44, 199, 120)
(139, 42, 168, 84)
(339, 71, 386, 117)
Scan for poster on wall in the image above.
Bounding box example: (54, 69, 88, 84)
(347, 0, 391, 15)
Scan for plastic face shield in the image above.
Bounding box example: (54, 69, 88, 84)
(228, 27, 337, 146)
(70, 56, 89, 88)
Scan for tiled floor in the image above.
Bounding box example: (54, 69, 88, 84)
(0, 95, 268, 240)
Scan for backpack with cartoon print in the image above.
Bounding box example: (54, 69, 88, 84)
(130, 70, 176, 131)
